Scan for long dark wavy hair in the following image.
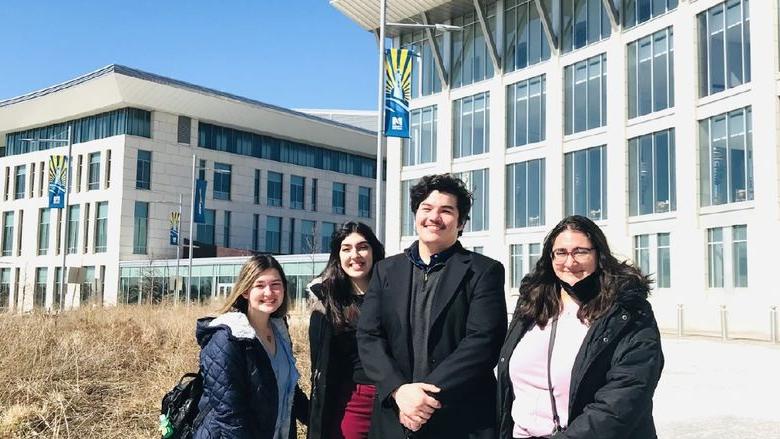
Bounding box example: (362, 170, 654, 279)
(320, 222, 385, 329)
(513, 215, 651, 327)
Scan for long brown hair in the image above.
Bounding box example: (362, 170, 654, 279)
(512, 215, 651, 327)
(218, 255, 289, 318)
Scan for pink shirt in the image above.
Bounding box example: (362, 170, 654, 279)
(508, 298, 590, 438)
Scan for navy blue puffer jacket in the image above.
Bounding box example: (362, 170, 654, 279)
(193, 312, 308, 439)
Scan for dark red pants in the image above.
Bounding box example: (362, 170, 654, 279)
(328, 382, 376, 439)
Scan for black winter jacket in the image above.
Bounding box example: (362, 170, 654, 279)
(193, 312, 308, 439)
(497, 288, 664, 439)
(306, 281, 334, 439)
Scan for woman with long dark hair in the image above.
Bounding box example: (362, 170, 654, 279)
(194, 255, 308, 438)
(497, 215, 664, 439)
(307, 222, 385, 439)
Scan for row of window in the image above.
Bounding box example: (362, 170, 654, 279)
(4, 108, 150, 157)
(136, 152, 372, 217)
(2, 150, 112, 201)
(403, 0, 747, 107)
(0, 265, 103, 311)
(1, 203, 109, 258)
(509, 224, 748, 290)
(403, 106, 752, 231)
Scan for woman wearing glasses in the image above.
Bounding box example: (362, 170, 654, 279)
(497, 215, 664, 439)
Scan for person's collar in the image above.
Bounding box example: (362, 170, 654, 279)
(405, 240, 461, 269)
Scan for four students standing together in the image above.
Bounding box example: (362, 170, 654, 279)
(194, 173, 664, 439)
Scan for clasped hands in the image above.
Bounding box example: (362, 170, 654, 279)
(392, 383, 441, 432)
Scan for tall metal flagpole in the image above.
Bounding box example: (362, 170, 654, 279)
(59, 125, 72, 312)
(375, 0, 387, 240)
(187, 154, 196, 304)
(175, 193, 182, 303)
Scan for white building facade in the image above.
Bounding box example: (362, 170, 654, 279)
(0, 65, 377, 312)
(334, 0, 780, 339)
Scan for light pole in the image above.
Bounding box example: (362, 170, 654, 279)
(374, 7, 461, 239)
(20, 125, 72, 312)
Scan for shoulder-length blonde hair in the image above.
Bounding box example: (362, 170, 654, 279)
(217, 255, 289, 318)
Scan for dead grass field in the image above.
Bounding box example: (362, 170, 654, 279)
(0, 304, 311, 439)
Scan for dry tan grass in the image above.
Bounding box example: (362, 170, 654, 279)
(0, 305, 312, 439)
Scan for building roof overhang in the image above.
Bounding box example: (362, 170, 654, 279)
(330, 0, 474, 36)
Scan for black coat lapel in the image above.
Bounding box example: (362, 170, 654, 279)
(390, 256, 413, 335)
(429, 249, 471, 328)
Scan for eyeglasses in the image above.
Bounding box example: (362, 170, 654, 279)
(551, 247, 594, 263)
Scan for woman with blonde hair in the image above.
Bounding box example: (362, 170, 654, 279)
(194, 255, 308, 438)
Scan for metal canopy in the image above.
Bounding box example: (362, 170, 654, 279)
(331, 0, 475, 35)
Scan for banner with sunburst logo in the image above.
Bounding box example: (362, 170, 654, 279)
(169, 211, 181, 246)
(48, 155, 67, 208)
(384, 48, 412, 138)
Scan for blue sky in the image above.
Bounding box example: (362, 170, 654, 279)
(0, 0, 378, 110)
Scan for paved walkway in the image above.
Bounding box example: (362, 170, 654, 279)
(654, 337, 780, 438)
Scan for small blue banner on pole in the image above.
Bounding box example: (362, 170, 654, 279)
(169, 211, 181, 245)
(194, 179, 207, 224)
(384, 48, 412, 138)
(48, 155, 67, 209)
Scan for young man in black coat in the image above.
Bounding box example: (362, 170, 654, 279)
(357, 174, 508, 439)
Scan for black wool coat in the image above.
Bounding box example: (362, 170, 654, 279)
(306, 282, 336, 439)
(357, 244, 508, 439)
(497, 288, 664, 439)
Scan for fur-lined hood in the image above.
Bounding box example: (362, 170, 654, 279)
(306, 277, 326, 315)
(195, 311, 289, 347)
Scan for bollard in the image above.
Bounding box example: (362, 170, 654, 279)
(771, 306, 778, 344)
(676, 304, 684, 337)
(720, 305, 728, 341)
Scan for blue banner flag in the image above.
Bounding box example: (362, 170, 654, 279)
(169, 211, 181, 246)
(384, 48, 412, 138)
(194, 179, 207, 224)
(48, 155, 67, 209)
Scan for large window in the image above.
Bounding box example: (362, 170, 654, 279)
(699, 107, 753, 206)
(14, 165, 25, 199)
(0, 268, 9, 312)
(401, 180, 417, 237)
(321, 222, 336, 254)
(267, 172, 283, 207)
(510, 243, 542, 288)
(95, 202, 108, 253)
(628, 27, 674, 118)
(223, 211, 231, 248)
(698, 0, 751, 97)
(300, 220, 316, 253)
(707, 227, 724, 288)
(213, 163, 231, 200)
(404, 106, 437, 166)
(254, 169, 261, 205)
(564, 54, 607, 135)
(561, 0, 611, 53)
(451, 6, 496, 88)
(628, 129, 676, 216)
(253, 214, 260, 251)
(453, 92, 490, 158)
(34, 267, 48, 309)
(38, 208, 50, 256)
(633, 232, 672, 288)
(506, 159, 545, 228)
(266, 216, 282, 254)
(457, 169, 489, 232)
(358, 186, 371, 218)
(732, 224, 748, 287)
(564, 145, 607, 220)
(80, 266, 95, 305)
(507, 75, 546, 148)
(197, 209, 216, 246)
(133, 201, 148, 254)
(332, 182, 346, 215)
(67, 205, 80, 254)
(198, 122, 375, 178)
(504, 0, 551, 72)
(2, 212, 13, 257)
(136, 150, 151, 190)
(290, 175, 305, 210)
(311, 179, 318, 211)
(88, 152, 101, 190)
(4, 108, 150, 157)
(623, 0, 678, 28)
(400, 30, 443, 98)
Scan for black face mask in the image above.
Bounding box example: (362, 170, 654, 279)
(559, 271, 601, 304)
